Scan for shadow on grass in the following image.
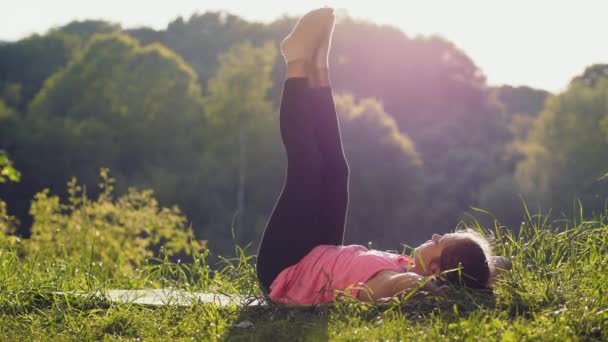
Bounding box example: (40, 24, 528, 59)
(224, 303, 330, 341)
(223, 288, 501, 341)
(5, 288, 506, 340)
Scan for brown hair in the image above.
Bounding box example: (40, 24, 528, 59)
(439, 230, 492, 289)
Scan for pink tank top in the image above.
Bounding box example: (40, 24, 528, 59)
(269, 244, 413, 304)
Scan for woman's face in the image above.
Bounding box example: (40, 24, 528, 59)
(412, 233, 453, 276)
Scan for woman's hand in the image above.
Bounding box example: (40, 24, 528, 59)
(488, 255, 512, 285)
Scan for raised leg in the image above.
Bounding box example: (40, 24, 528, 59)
(310, 10, 349, 245)
(311, 86, 349, 245)
(256, 77, 325, 292)
(256, 8, 344, 293)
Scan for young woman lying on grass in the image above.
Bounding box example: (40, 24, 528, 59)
(256, 8, 510, 305)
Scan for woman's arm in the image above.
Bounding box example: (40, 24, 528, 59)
(358, 271, 441, 302)
(359, 256, 512, 302)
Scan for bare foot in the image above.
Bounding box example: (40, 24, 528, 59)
(314, 8, 335, 70)
(280, 8, 334, 64)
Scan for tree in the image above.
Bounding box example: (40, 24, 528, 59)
(335, 94, 426, 248)
(129, 13, 514, 233)
(127, 12, 294, 105)
(492, 85, 550, 149)
(0, 33, 80, 111)
(129, 12, 272, 89)
(199, 41, 282, 250)
(8, 33, 206, 236)
(51, 20, 120, 41)
(1, 12, 555, 253)
(326, 18, 511, 231)
(0, 100, 19, 151)
(492, 85, 550, 120)
(516, 64, 608, 215)
(475, 86, 550, 226)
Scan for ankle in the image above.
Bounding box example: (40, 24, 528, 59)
(310, 67, 331, 88)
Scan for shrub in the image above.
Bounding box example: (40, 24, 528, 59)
(0, 151, 21, 248)
(25, 168, 200, 272)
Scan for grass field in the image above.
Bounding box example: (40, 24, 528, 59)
(1, 210, 607, 341)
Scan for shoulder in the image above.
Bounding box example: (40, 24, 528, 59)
(340, 244, 368, 251)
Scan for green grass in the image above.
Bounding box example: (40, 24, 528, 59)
(1, 212, 607, 341)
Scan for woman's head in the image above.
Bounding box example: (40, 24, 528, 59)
(412, 229, 491, 289)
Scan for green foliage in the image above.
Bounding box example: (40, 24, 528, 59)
(323, 18, 510, 234)
(198, 40, 282, 249)
(204, 41, 275, 128)
(0, 150, 20, 246)
(516, 64, 608, 213)
(1, 11, 608, 339)
(335, 94, 425, 247)
(11, 32, 205, 237)
(51, 20, 121, 42)
(0, 150, 20, 184)
(0, 32, 79, 111)
(129, 12, 277, 91)
(491, 85, 549, 119)
(0, 198, 20, 244)
(125, 14, 519, 240)
(0, 210, 606, 340)
(0, 82, 21, 108)
(3, 12, 608, 256)
(1, 13, 528, 253)
(0, 96, 21, 150)
(29, 32, 202, 122)
(0, 20, 117, 109)
(26, 169, 199, 272)
(492, 85, 550, 154)
(476, 86, 550, 227)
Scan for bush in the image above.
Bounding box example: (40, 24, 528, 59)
(0, 199, 21, 249)
(25, 168, 200, 272)
(0, 151, 21, 248)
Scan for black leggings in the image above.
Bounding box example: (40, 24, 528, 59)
(256, 78, 349, 293)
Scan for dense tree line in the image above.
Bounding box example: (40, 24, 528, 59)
(1, 12, 606, 256)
